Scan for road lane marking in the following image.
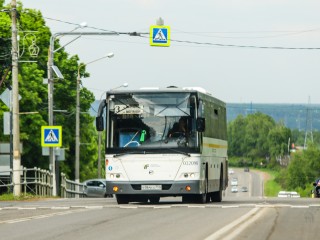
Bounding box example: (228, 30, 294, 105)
(0, 203, 316, 213)
(204, 207, 267, 240)
(0, 208, 89, 224)
(291, 205, 309, 208)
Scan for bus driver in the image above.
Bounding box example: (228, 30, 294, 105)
(168, 118, 188, 138)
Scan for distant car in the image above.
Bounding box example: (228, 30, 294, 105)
(244, 167, 250, 172)
(83, 179, 113, 198)
(241, 186, 248, 192)
(231, 186, 238, 193)
(231, 178, 238, 186)
(277, 191, 300, 198)
(228, 169, 234, 175)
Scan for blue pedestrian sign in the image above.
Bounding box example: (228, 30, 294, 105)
(41, 126, 62, 147)
(150, 25, 170, 47)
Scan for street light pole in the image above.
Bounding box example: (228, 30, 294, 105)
(47, 31, 118, 196)
(11, 0, 21, 196)
(75, 53, 114, 187)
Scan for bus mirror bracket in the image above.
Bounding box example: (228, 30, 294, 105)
(96, 100, 106, 131)
(96, 116, 104, 131)
(196, 117, 205, 132)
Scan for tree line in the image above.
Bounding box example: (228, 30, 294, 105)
(0, 1, 101, 181)
(228, 112, 320, 196)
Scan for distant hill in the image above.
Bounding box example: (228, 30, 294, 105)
(91, 100, 320, 130)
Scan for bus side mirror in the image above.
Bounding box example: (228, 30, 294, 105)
(96, 116, 104, 131)
(196, 118, 205, 132)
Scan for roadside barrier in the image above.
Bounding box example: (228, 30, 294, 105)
(0, 168, 84, 198)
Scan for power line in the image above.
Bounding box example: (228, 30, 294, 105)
(21, 12, 320, 50)
(171, 27, 320, 39)
(139, 34, 320, 50)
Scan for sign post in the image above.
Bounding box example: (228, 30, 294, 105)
(41, 126, 62, 196)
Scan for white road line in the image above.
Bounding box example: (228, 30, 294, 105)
(204, 207, 265, 240)
(85, 206, 103, 209)
(188, 205, 206, 208)
(18, 207, 37, 210)
(221, 205, 239, 208)
(154, 206, 171, 209)
(119, 206, 138, 209)
(291, 205, 309, 208)
(51, 206, 70, 210)
(0, 209, 89, 224)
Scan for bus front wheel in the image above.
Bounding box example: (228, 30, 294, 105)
(116, 195, 129, 204)
(149, 196, 160, 204)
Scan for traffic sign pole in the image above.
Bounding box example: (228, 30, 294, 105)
(41, 126, 62, 196)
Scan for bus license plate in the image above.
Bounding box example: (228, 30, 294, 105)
(141, 185, 162, 190)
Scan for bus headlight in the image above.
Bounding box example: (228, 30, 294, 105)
(183, 173, 195, 178)
(109, 173, 121, 179)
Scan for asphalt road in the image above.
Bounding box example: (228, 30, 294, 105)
(1, 169, 320, 240)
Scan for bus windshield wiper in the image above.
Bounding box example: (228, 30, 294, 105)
(113, 151, 155, 158)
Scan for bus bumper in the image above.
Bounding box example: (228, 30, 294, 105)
(106, 180, 203, 196)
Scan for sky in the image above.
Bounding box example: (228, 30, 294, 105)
(12, 0, 320, 104)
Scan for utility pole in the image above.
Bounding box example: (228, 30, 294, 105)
(47, 32, 118, 193)
(47, 36, 56, 196)
(304, 96, 313, 149)
(11, 0, 21, 196)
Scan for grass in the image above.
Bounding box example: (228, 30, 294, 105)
(0, 193, 55, 201)
(264, 179, 282, 197)
(257, 168, 282, 197)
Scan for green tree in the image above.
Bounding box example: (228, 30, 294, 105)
(0, 2, 99, 181)
(276, 144, 320, 191)
(267, 122, 291, 158)
(244, 113, 275, 159)
(227, 115, 247, 156)
(227, 112, 294, 168)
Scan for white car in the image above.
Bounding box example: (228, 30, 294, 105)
(82, 179, 113, 198)
(277, 191, 300, 198)
(231, 186, 238, 193)
(228, 169, 235, 175)
(231, 178, 238, 186)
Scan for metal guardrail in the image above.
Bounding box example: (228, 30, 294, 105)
(0, 167, 53, 196)
(60, 173, 85, 198)
(0, 168, 85, 198)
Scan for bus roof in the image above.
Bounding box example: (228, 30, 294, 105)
(106, 86, 226, 107)
(108, 86, 209, 95)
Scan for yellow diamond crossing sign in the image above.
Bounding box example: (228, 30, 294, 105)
(41, 126, 62, 147)
(150, 25, 170, 47)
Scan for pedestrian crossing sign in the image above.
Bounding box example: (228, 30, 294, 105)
(150, 25, 170, 47)
(41, 126, 62, 147)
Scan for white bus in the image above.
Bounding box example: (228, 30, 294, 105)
(96, 87, 228, 204)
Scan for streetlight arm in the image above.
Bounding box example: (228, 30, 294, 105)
(54, 35, 82, 53)
(83, 53, 114, 66)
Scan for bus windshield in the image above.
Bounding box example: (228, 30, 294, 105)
(107, 92, 198, 150)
